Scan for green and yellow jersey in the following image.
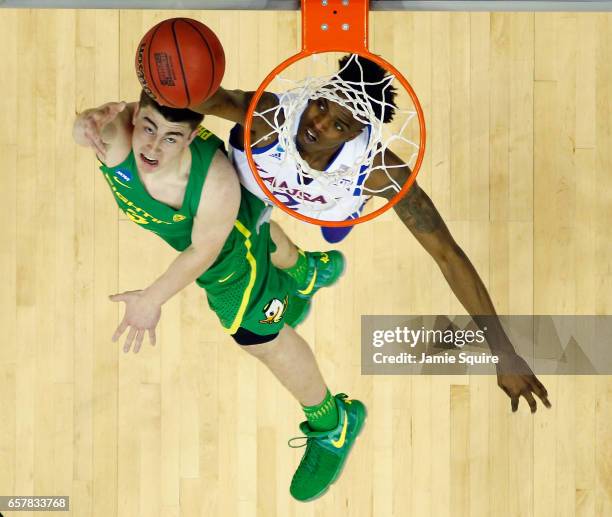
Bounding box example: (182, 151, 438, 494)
(99, 126, 299, 335)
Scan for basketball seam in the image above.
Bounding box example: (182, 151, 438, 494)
(172, 19, 191, 108)
(147, 23, 174, 107)
(182, 18, 217, 102)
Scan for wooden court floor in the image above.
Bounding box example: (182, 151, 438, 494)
(0, 8, 610, 517)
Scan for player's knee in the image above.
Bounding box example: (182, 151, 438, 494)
(269, 220, 282, 237)
(231, 327, 279, 347)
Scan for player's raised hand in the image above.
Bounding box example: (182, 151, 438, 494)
(496, 352, 551, 413)
(109, 289, 161, 354)
(73, 101, 127, 159)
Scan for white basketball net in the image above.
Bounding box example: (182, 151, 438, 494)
(250, 54, 421, 218)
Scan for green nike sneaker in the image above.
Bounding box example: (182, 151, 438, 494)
(288, 393, 367, 502)
(296, 250, 346, 300)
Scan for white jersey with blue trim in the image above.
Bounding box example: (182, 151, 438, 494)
(228, 103, 371, 221)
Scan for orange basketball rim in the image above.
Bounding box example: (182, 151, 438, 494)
(244, 0, 427, 227)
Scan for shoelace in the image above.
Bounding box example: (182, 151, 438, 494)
(288, 436, 309, 448)
(287, 393, 349, 450)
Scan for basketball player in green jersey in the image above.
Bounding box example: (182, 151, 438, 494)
(73, 91, 364, 502)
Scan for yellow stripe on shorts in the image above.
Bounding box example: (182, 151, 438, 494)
(226, 220, 257, 334)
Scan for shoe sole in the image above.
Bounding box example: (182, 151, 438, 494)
(293, 402, 368, 502)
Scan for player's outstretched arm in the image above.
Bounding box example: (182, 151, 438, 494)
(192, 87, 280, 146)
(366, 150, 551, 413)
(109, 150, 241, 354)
(192, 87, 249, 123)
(73, 101, 135, 164)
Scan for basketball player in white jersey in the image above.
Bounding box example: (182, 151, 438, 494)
(194, 55, 551, 413)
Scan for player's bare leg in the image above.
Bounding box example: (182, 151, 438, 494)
(241, 325, 326, 405)
(270, 220, 300, 269)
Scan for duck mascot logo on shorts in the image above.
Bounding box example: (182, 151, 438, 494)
(260, 296, 288, 324)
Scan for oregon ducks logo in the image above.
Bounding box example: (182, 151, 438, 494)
(173, 214, 186, 222)
(260, 296, 288, 324)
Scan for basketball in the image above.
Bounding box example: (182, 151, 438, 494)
(135, 18, 225, 109)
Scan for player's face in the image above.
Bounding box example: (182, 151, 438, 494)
(296, 98, 364, 152)
(131, 105, 195, 173)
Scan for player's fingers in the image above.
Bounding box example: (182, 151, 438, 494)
(133, 329, 145, 354)
(112, 318, 129, 343)
(102, 103, 120, 122)
(89, 105, 115, 131)
(113, 101, 127, 114)
(90, 137, 106, 158)
(148, 328, 157, 347)
(90, 109, 106, 125)
(531, 378, 552, 408)
(123, 327, 137, 354)
(522, 390, 538, 413)
(101, 102, 125, 124)
(84, 124, 106, 156)
(511, 395, 520, 413)
(85, 130, 106, 157)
